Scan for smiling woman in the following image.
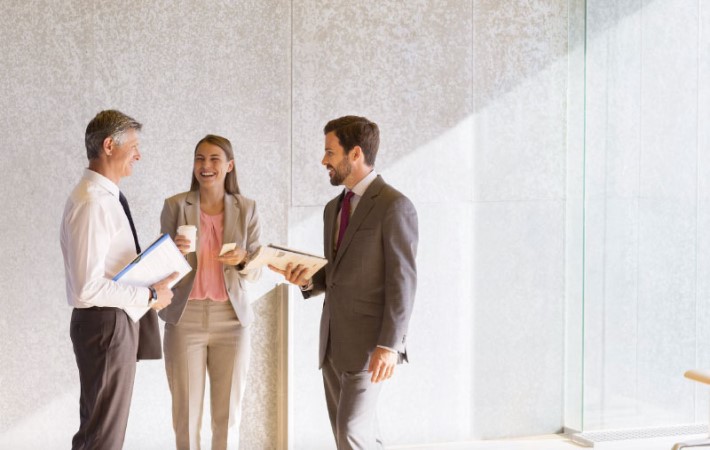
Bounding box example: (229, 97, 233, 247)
(158, 134, 262, 449)
(194, 143, 233, 190)
(189, 135, 240, 196)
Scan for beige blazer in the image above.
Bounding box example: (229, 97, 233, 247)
(306, 175, 418, 372)
(158, 190, 261, 326)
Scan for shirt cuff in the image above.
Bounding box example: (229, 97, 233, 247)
(377, 345, 396, 353)
(299, 279, 313, 291)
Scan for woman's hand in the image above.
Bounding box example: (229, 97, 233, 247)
(174, 234, 193, 256)
(217, 247, 248, 266)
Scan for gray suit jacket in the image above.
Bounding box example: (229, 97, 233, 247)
(158, 191, 261, 326)
(306, 175, 418, 372)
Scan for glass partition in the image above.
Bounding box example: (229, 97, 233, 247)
(570, 0, 710, 434)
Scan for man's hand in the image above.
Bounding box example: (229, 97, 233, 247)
(150, 272, 178, 311)
(174, 234, 192, 256)
(268, 263, 311, 287)
(216, 247, 248, 266)
(368, 347, 397, 383)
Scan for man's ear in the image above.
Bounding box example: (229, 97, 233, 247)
(350, 146, 362, 162)
(102, 136, 113, 156)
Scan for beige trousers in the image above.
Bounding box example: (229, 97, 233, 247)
(164, 300, 251, 450)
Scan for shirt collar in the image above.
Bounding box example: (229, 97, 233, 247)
(83, 168, 119, 197)
(349, 169, 377, 197)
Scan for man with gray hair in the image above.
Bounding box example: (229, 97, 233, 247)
(61, 109, 177, 449)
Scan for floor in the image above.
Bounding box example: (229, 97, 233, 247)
(389, 433, 710, 449)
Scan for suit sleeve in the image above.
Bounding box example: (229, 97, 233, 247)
(303, 267, 326, 299)
(378, 196, 418, 352)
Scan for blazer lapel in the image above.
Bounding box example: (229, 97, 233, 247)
(332, 176, 385, 269)
(184, 191, 200, 267)
(324, 196, 339, 262)
(223, 194, 240, 245)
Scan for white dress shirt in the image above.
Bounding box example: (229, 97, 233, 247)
(61, 169, 150, 314)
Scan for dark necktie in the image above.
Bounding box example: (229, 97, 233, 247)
(336, 190, 355, 251)
(119, 192, 142, 254)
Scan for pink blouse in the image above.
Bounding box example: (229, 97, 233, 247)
(188, 210, 229, 302)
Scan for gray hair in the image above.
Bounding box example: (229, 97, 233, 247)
(85, 110, 142, 160)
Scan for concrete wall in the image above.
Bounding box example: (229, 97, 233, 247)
(0, 1, 571, 448)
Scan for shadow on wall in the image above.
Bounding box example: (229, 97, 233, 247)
(0, 0, 653, 447)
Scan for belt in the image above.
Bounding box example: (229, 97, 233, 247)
(77, 306, 120, 311)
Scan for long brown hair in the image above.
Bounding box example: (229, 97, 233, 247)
(189, 134, 241, 194)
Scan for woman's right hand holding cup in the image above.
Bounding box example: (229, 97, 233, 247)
(174, 234, 192, 255)
(175, 225, 197, 256)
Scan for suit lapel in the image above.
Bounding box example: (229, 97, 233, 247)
(184, 191, 200, 267)
(332, 176, 385, 269)
(324, 196, 339, 262)
(223, 194, 240, 245)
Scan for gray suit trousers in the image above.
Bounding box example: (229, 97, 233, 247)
(322, 350, 384, 450)
(70, 307, 138, 450)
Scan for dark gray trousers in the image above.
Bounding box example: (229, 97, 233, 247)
(70, 307, 138, 450)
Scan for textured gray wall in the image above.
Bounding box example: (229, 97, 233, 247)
(0, 0, 571, 448)
(289, 0, 569, 446)
(0, 1, 290, 448)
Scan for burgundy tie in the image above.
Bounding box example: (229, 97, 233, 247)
(336, 190, 355, 251)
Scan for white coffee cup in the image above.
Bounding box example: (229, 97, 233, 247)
(176, 225, 197, 253)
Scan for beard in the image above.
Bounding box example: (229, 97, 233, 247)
(328, 157, 352, 186)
